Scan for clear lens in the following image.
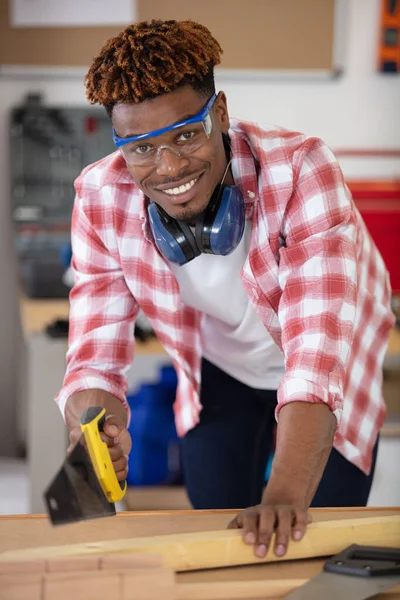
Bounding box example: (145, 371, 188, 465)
(121, 117, 212, 166)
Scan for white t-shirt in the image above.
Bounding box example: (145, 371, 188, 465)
(169, 221, 285, 390)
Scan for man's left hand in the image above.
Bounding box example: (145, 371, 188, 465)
(227, 503, 311, 558)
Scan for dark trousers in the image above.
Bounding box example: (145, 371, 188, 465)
(181, 358, 379, 509)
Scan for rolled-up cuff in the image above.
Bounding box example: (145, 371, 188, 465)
(54, 370, 131, 426)
(276, 375, 343, 427)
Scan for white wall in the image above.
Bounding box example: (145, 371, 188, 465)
(0, 0, 399, 455)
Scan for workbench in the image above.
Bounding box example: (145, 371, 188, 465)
(0, 508, 399, 599)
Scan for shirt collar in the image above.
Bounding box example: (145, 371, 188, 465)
(229, 122, 260, 220)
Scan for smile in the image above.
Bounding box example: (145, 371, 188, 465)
(163, 177, 199, 196)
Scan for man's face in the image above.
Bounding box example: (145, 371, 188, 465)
(112, 85, 231, 222)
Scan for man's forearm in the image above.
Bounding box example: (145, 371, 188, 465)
(263, 401, 336, 507)
(65, 389, 128, 431)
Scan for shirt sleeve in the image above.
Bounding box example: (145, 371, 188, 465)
(276, 137, 358, 426)
(54, 192, 139, 421)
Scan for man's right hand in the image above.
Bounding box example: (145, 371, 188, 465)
(67, 413, 131, 482)
(65, 390, 131, 482)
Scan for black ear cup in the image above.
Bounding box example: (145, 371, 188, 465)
(149, 203, 200, 264)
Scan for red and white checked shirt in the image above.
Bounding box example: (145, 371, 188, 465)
(56, 119, 395, 475)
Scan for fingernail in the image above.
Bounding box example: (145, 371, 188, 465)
(108, 425, 118, 436)
(294, 530, 303, 541)
(275, 544, 286, 557)
(256, 544, 267, 558)
(124, 454, 129, 462)
(114, 437, 120, 444)
(244, 532, 256, 544)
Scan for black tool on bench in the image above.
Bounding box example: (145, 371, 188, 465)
(283, 544, 400, 600)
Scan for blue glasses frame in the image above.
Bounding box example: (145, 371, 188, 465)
(112, 93, 217, 149)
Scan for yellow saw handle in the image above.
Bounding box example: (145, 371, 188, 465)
(80, 406, 127, 503)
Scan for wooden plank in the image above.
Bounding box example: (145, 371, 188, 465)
(0, 506, 397, 522)
(1, 515, 399, 572)
(0, 509, 398, 557)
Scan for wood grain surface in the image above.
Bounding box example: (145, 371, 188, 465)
(1, 514, 399, 571)
(0, 508, 399, 599)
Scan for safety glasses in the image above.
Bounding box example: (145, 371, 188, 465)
(112, 93, 217, 167)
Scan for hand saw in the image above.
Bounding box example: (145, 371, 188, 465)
(43, 406, 127, 525)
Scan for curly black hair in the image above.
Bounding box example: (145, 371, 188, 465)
(85, 19, 223, 116)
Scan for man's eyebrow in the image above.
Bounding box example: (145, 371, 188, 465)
(176, 111, 197, 122)
(121, 111, 199, 139)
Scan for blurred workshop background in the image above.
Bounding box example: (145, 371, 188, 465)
(0, 0, 399, 514)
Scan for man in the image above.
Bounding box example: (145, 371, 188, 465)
(57, 19, 394, 559)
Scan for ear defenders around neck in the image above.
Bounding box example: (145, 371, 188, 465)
(148, 184, 245, 266)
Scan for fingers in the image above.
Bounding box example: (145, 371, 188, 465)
(274, 507, 292, 557)
(69, 427, 122, 452)
(256, 506, 276, 557)
(241, 509, 259, 547)
(113, 454, 129, 481)
(100, 433, 129, 480)
(103, 414, 123, 439)
(230, 504, 309, 559)
(67, 413, 122, 453)
(107, 440, 124, 461)
(292, 508, 308, 541)
(67, 412, 131, 482)
(227, 513, 242, 529)
(100, 431, 119, 448)
(103, 416, 132, 455)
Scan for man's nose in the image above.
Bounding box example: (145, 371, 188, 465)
(156, 146, 189, 176)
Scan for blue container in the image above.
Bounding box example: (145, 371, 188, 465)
(127, 366, 181, 486)
(159, 364, 178, 392)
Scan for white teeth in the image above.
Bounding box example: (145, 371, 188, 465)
(163, 178, 198, 196)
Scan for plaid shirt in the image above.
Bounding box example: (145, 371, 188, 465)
(56, 119, 395, 476)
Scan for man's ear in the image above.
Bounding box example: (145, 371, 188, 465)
(214, 91, 230, 133)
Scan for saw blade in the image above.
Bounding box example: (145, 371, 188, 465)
(44, 437, 116, 526)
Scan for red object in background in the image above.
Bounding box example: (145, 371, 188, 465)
(347, 180, 400, 294)
(84, 115, 98, 135)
